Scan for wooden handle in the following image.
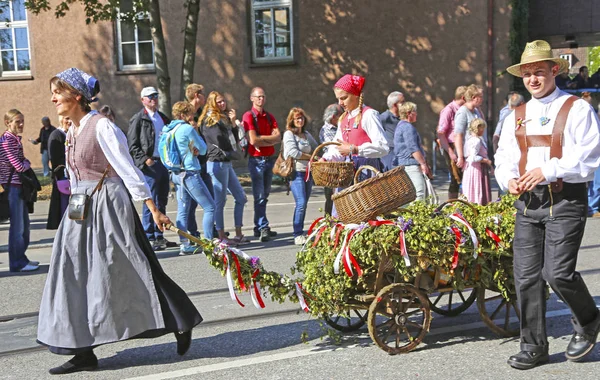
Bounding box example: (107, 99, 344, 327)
(434, 199, 479, 217)
(309, 141, 342, 163)
(166, 224, 210, 249)
(353, 165, 381, 184)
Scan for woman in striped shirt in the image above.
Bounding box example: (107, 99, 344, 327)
(0, 109, 39, 272)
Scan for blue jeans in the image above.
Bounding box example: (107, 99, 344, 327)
(171, 172, 198, 245)
(41, 149, 50, 177)
(207, 161, 247, 231)
(7, 185, 31, 271)
(588, 168, 600, 214)
(182, 171, 216, 239)
(141, 160, 170, 240)
(248, 156, 275, 231)
(290, 171, 313, 237)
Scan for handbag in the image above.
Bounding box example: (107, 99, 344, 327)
(53, 165, 71, 195)
(68, 166, 110, 221)
(273, 151, 295, 178)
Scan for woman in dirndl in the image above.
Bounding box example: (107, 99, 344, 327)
(322, 74, 389, 180)
(37, 68, 202, 375)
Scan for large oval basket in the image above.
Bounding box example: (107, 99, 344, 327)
(309, 142, 355, 188)
(332, 165, 416, 224)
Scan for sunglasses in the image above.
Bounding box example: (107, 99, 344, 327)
(146, 94, 158, 100)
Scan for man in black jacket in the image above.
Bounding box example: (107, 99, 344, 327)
(127, 87, 175, 251)
(29, 116, 56, 177)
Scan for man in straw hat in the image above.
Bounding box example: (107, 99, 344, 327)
(495, 40, 600, 369)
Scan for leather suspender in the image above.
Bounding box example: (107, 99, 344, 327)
(514, 95, 578, 193)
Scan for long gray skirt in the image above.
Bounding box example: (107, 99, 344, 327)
(37, 178, 202, 354)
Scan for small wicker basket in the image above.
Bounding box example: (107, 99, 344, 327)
(309, 142, 355, 188)
(332, 165, 416, 224)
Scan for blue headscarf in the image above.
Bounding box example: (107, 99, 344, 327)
(55, 68, 100, 102)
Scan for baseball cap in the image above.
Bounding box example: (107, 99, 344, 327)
(141, 87, 158, 98)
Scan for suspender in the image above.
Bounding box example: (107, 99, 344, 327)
(515, 95, 578, 193)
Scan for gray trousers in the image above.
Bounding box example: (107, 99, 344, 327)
(513, 183, 599, 353)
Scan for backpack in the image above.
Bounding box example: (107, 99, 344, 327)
(243, 110, 273, 157)
(158, 124, 184, 173)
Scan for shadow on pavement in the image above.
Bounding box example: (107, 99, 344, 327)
(0, 264, 49, 278)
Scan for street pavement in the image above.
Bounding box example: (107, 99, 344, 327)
(2, 177, 600, 379)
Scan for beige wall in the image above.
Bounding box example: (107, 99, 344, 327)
(1, 0, 512, 169)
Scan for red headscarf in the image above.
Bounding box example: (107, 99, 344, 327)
(334, 74, 365, 96)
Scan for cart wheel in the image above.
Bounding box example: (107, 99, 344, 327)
(323, 309, 368, 332)
(429, 287, 477, 317)
(476, 287, 520, 337)
(367, 284, 431, 354)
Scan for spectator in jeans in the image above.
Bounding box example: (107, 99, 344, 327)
(393, 102, 431, 201)
(164, 102, 215, 248)
(437, 85, 466, 199)
(0, 109, 39, 272)
(28, 116, 56, 177)
(283, 107, 318, 245)
(242, 87, 281, 242)
(199, 91, 248, 245)
(127, 86, 176, 251)
(319, 104, 342, 216)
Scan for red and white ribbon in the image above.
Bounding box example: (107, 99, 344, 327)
(449, 226, 462, 269)
(449, 213, 479, 258)
(368, 219, 411, 267)
(250, 269, 266, 309)
(223, 253, 245, 307)
(295, 282, 310, 312)
(333, 223, 364, 276)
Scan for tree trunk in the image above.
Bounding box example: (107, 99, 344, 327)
(147, 0, 171, 114)
(180, 0, 201, 101)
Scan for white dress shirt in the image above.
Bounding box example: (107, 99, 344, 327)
(68, 111, 152, 201)
(323, 106, 389, 161)
(495, 87, 600, 191)
(146, 107, 165, 157)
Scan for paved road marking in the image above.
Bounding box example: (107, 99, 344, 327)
(123, 347, 329, 380)
(123, 305, 598, 380)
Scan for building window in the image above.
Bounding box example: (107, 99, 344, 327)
(250, 0, 294, 64)
(0, 0, 31, 77)
(116, 0, 154, 71)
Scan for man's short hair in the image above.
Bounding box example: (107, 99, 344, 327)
(508, 93, 525, 108)
(464, 84, 482, 101)
(185, 84, 204, 102)
(386, 91, 404, 109)
(580, 66, 588, 74)
(323, 104, 342, 124)
(454, 86, 468, 101)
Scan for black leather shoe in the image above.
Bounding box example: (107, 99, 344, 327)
(566, 330, 599, 362)
(507, 351, 549, 370)
(49, 352, 98, 375)
(175, 330, 192, 356)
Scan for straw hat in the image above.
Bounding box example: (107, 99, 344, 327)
(506, 40, 570, 77)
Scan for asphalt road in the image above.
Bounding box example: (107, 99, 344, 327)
(2, 180, 600, 379)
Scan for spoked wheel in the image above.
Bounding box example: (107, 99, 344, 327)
(476, 287, 520, 337)
(368, 284, 431, 354)
(323, 309, 368, 332)
(429, 287, 477, 316)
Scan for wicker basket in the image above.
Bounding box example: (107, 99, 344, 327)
(309, 142, 355, 188)
(332, 165, 416, 224)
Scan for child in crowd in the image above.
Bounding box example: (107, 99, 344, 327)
(462, 118, 492, 205)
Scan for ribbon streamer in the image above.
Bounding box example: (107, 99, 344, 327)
(295, 282, 310, 312)
(250, 269, 265, 309)
(485, 228, 503, 248)
(231, 253, 247, 291)
(223, 253, 245, 307)
(449, 213, 479, 258)
(368, 219, 411, 267)
(449, 226, 462, 269)
(333, 224, 364, 276)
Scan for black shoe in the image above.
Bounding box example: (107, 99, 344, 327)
(49, 352, 98, 375)
(507, 351, 549, 370)
(254, 228, 261, 238)
(566, 330, 600, 361)
(175, 330, 192, 356)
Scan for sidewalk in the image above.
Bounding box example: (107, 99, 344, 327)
(0, 171, 497, 254)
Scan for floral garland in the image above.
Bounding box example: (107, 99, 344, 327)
(182, 195, 517, 319)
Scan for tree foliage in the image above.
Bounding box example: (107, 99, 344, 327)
(508, 0, 529, 93)
(589, 46, 600, 75)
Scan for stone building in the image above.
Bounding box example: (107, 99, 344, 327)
(1, 0, 516, 168)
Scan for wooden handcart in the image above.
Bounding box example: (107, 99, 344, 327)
(322, 200, 520, 354)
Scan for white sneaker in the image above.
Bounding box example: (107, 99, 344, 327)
(20, 263, 39, 272)
(294, 235, 307, 245)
